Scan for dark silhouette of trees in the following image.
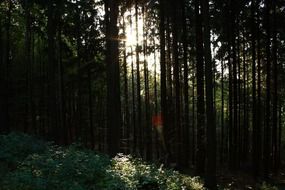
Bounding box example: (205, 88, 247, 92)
(0, 0, 284, 187)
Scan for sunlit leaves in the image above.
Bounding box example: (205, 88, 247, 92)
(0, 133, 205, 190)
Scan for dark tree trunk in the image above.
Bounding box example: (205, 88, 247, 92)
(220, 58, 224, 164)
(192, 68, 196, 165)
(159, 0, 169, 160)
(242, 31, 249, 162)
(171, 0, 181, 166)
(88, 70, 94, 149)
(181, 0, 190, 168)
(24, 0, 33, 133)
(0, 8, 3, 134)
(106, 0, 121, 156)
(0, 0, 12, 133)
(75, 7, 83, 141)
(195, 0, 205, 176)
(202, 0, 217, 188)
(122, 14, 130, 153)
(57, 0, 66, 145)
(226, 1, 233, 169)
(251, 0, 259, 177)
(236, 22, 242, 167)
(165, 17, 174, 157)
(278, 105, 282, 169)
(231, 2, 238, 170)
(166, 18, 172, 100)
(272, 0, 278, 172)
(153, 38, 159, 159)
(142, 5, 152, 160)
(135, 1, 142, 156)
(264, 0, 272, 178)
(256, 1, 262, 175)
(128, 8, 137, 154)
(47, 0, 58, 141)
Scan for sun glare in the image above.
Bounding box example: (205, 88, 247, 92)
(121, 7, 160, 74)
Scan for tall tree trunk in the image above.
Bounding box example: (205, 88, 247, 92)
(56, 0, 64, 144)
(236, 22, 242, 167)
(251, 0, 259, 177)
(24, 0, 33, 133)
(220, 58, 224, 164)
(135, 1, 142, 156)
(166, 17, 173, 157)
(256, 1, 262, 175)
(272, 0, 278, 172)
(153, 37, 159, 159)
(231, 2, 238, 170)
(106, 0, 121, 156)
(0, 0, 12, 133)
(128, 8, 137, 154)
(242, 31, 249, 162)
(202, 0, 217, 188)
(195, 0, 205, 176)
(159, 0, 169, 160)
(171, 0, 181, 166)
(192, 73, 196, 165)
(47, 0, 58, 141)
(0, 7, 3, 134)
(181, 0, 189, 167)
(75, 7, 83, 141)
(264, 0, 272, 178)
(142, 5, 151, 160)
(88, 70, 94, 149)
(226, 1, 233, 169)
(122, 14, 130, 153)
(278, 105, 282, 169)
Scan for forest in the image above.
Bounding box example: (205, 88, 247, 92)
(0, 0, 285, 189)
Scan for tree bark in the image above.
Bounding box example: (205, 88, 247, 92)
(159, 0, 169, 161)
(195, 0, 205, 175)
(264, 0, 272, 178)
(272, 0, 278, 172)
(106, 0, 121, 156)
(251, 0, 259, 177)
(202, 0, 217, 187)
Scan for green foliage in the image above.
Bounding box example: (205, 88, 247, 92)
(112, 154, 204, 190)
(0, 132, 47, 176)
(0, 133, 204, 190)
(1, 146, 113, 190)
(258, 182, 279, 190)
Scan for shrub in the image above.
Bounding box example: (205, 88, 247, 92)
(0, 133, 205, 190)
(1, 146, 114, 190)
(111, 154, 204, 190)
(258, 182, 278, 190)
(0, 132, 47, 177)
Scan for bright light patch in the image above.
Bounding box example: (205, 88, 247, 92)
(121, 7, 160, 73)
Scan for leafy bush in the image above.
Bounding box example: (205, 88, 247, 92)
(0, 133, 205, 190)
(1, 145, 116, 190)
(111, 154, 204, 190)
(0, 132, 47, 163)
(258, 182, 278, 190)
(0, 132, 47, 177)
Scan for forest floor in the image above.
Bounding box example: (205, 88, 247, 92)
(0, 132, 283, 190)
(216, 169, 285, 190)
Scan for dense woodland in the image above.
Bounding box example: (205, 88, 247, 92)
(0, 0, 285, 189)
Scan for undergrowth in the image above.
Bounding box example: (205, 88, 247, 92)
(0, 133, 279, 190)
(0, 132, 203, 190)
